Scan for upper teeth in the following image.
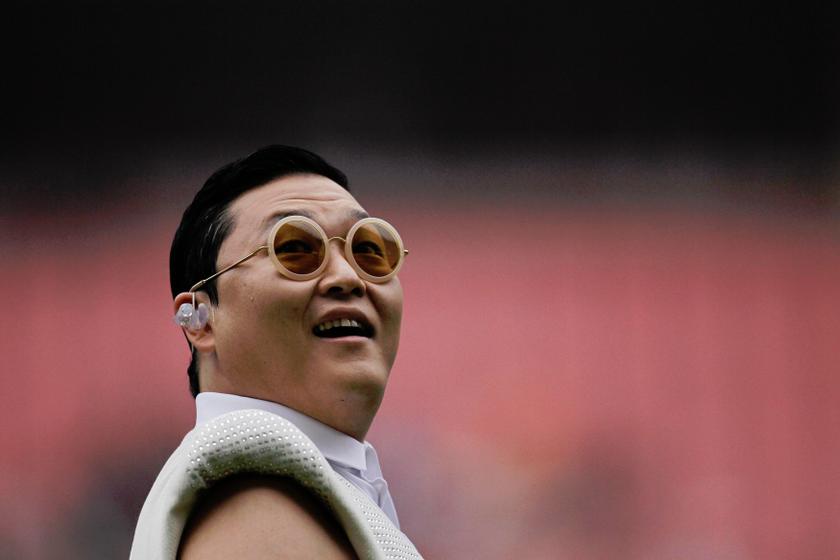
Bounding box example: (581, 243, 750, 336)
(316, 319, 363, 332)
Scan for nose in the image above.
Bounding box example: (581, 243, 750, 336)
(317, 239, 365, 297)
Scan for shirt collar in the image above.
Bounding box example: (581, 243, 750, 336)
(195, 392, 368, 471)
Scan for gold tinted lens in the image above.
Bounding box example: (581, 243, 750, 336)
(272, 220, 325, 274)
(351, 222, 401, 277)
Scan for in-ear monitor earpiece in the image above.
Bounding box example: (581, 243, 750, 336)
(174, 293, 209, 330)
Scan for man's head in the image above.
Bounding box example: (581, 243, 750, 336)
(170, 146, 403, 438)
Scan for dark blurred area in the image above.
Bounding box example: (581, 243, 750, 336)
(1, 1, 837, 209)
(2, 2, 839, 559)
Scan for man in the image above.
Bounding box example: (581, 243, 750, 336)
(130, 145, 422, 559)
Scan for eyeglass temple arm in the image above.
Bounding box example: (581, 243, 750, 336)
(188, 245, 268, 293)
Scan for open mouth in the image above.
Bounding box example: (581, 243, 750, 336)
(312, 318, 374, 339)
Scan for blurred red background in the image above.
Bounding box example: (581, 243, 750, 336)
(3, 154, 839, 558)
(1, 2, 838, 558)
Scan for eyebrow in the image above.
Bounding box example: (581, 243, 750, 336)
(346, 209, 371, 221)
(262, 208, 371, 230)
(264, 210, 316, 225)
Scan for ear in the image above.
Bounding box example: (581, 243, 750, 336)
(173, 291, 215, 353)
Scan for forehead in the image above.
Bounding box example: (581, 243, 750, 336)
(226, 173, 366, 243)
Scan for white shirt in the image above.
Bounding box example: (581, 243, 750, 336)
(195, 392, 400, 528)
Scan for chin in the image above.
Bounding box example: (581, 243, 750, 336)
(321, 362, 388, 399)
(340, 365, 389, 390)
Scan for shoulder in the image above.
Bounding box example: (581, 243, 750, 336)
(177, 474, 358, 560)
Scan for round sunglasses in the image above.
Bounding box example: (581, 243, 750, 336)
(189, 215, 407, 293)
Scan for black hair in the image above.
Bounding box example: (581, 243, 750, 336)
(169, 145, 350, 397)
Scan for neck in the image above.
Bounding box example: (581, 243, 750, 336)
(199, 366, 382, 442)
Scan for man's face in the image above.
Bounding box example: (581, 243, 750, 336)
(207, 174, 403, 435)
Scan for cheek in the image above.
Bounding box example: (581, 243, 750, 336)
(373, 281, 404, 338)
(216, 275, 311, 337)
